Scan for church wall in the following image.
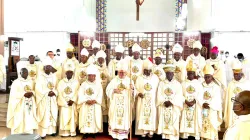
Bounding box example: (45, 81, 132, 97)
(106, 0, 176, 32)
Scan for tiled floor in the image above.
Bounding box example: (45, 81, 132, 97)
(0, 127, 139, 140)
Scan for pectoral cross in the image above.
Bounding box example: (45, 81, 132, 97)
(136, 0, 144, 21)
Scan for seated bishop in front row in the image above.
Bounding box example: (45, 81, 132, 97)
(57, 64, 80, 137)
(157, 60, 184, 140)
(7, 68, 38, 134)
(106, 59, 136, 140)
(78, 64, 103, 139)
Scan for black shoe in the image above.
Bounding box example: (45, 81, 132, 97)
(82, 134, 88, 139)
(41, 136, 46, 139)
(50, 133, 57, 137)
(91, 134, 96, 138)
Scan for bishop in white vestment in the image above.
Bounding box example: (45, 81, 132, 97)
(108, 44, 124, 80)
(180, 61, 203, 139)
(61, 44, 79, 79)
(152, 49, 166, 81)
(128, 43, 143, 84)
(135, 59, 159, 138)
(75, 48, 90, 84)
(78, 64, 103, 139)
(36, 61, 58, 139)
(172, 43, 186, 83)
(95, 50, 110, 123)
(88, 40, 101, 64)
(224, 60, 250, 128)
(186, 41, 206, 80)
(199, 64, 222, 140)
(157, 60, 184, 140)
(106, 60, 135, 140)
(26, 55, 39, 82)
(58, 65, 80, 137)
(223, 91, 250, 140)
(7, 68, 38, 134)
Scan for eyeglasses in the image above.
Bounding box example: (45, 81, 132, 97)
(231, 97, 250, 109)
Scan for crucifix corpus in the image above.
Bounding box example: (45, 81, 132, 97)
(136, 0, 144, 21)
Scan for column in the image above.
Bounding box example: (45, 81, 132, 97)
(96, 0, 107, 32)
(0, 0, 4, 55)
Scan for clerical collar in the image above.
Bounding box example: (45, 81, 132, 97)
(238, 114, 250, 122)
(210, 58, 220, 62)
(202, 81, 215, 87)
(80, 62, 90, 67)
(42, 72, 52, 77)
(233, 76, 246, 83)
(190, 54, 201, 59)
(64, 78, 73, 82)
(185, 79, 197, 83)
(19, 77, 29, 82)
(164, 79, 174, 83)
(143, 73, 152, 79)
(86, 80, 96, 85)
(174, 58, 183, 63)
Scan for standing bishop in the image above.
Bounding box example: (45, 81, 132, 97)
(200, 64, 222, 140)
(224, 60, 250, 128)
(76, 48, 90, 84)
(106, 59, 135, 140)
(36, 60, 58, 139)
(172, 43, 186, 83)
(78, 64, 103, 139)
(135, 59, 159, 139)
(57, 64, 80, 137)
(108, 44, 124, 80)
(129, 43, 143, 84)
(7, 68, 38, 134)
(180, 61, 203, 139)
(186, 41, 206, 80)
(152, 49, 166, 81)
(157, 60, 184, 140)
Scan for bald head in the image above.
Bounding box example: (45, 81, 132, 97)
(20, 68, 28, 79)
(237, 90, 250, 108)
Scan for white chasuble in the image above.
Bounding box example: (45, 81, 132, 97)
(7, 78, 38, 134)
(108, 59, 120, 80)
(75, 62, 90, 84)
(106, 76, 135, 139)
(57, 78, 79, 136)
(128, 59, 143, 84)
(173, 59, 186, 83)
(77, 81, 103, 133)
(200, 82, 222, 140)
(180, 79, 203, 139)
(26, 63, 39, 82)
(224, 78, 250, 128)
(223, 114, 250, 140)
(157, 79, 184, 140)
(135, 74, 159, 135)
(35, 73, 58, 137)
(186, 54, 206, 78)
(61, 58, 79, 79)
(152, 64, 166, 81)
(96, 65, 110, 120)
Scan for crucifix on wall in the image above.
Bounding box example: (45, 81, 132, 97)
(136, 0, 144, 21)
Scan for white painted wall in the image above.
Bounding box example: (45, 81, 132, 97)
(4, 0, 96, 32)
(107, 0, 176, 32)
(211, 32, 250, 58)
(187, 0, 213, 31)
(4, 32, 70, 60)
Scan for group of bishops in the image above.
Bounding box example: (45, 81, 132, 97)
(6, 39, 250, 140)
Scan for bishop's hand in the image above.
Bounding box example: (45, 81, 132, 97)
(113, 89, 121, 94)
(164, 101, 173, 108)
(86, 100, 92, 105)
(48, 91, 55, 97)
(24, 92, 33, 98)
(203, 103, 210, 109)
(138, 93, 144, 98)
(67, 100, 74, 106)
